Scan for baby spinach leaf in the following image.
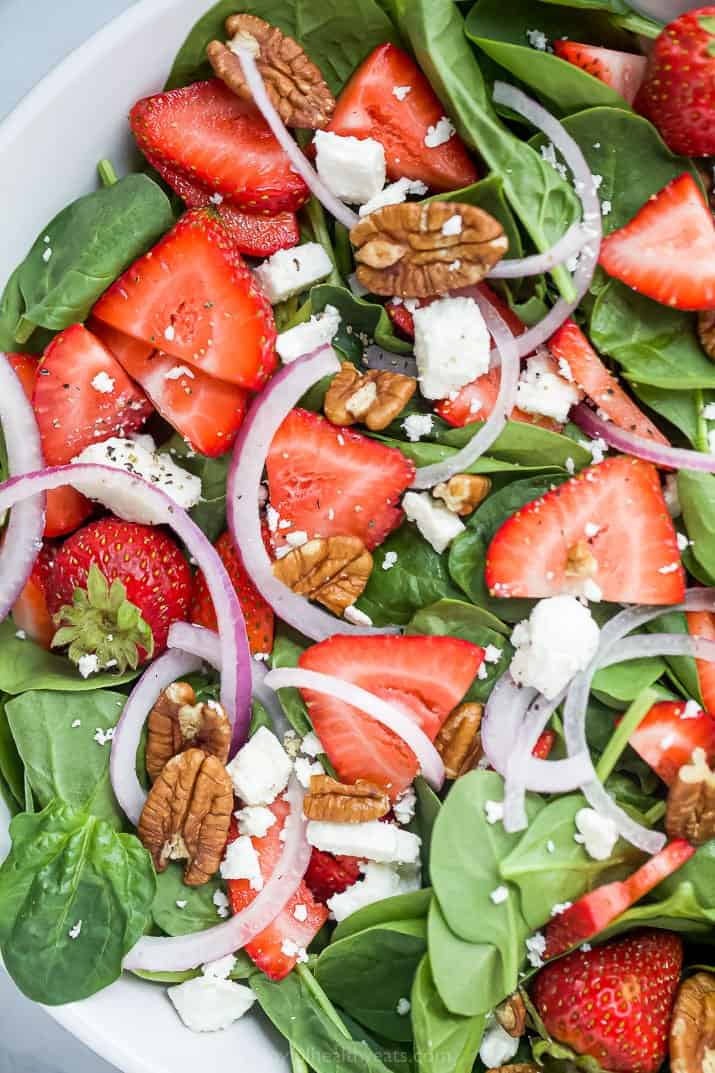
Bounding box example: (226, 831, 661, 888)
(372, 436, 566, 485)
(436, 421, 591, 471)
(412, 778, 442, 872)
(5, 689, 125, 827)
(333, 888, 432, 943)
(592, 656, 667, 706)
(679, 470, 715, 584)
(271, 628, 313, 736)
(0, 699, 24, 809)
(537, 0, 637, 14)
(0, 800, 155, 1004)
(0, 619, 139, 694)
(630, 384, 713, 449)
(166, 435, 232, 543)
(644, 611, 702, 704)
(312, 284, 412, 356)
(427, 897, 503, 1017)
(427, 173, 523, 260)
(152, 861, 225, 935)
(411, 955, 485, 1073)
(598, 883, 715, 942)
(655, 838, 715, 914)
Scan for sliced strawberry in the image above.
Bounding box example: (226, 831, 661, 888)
(548, 319, 669, 444)
(599, 173, 715, 311)
(485, 456, 685, 605)
(190, 530, 274, 655)
(7, 352, 38, 396)
(11, 542, 57, 648)
(545, 840, 695, 958)
(93, 210, 277, 391)
(298, 635, 484, 799)
(131, 80, 309, 213)
(91, 321, 248, 458)
(687, 609, 715, 715)
(266, 408, 415, 552)
(532, 730, 556, 760)
(226, 802, 328, 980)
(326, 44, 478, 192)
(386, 302, 416, 340)
(553, 41, 646, 105)
(304, 848, 362, 905)
(627, 699, 715, 785)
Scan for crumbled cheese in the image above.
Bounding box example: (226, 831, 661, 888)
(551, 901, 573, 917)
(540, 142, 568, 181)
(402, 492, 465, 554)
(490, 885, 509, 905)
(424, 116, 456, 148)
(254, 243, 333, 304)
(526, 28, 549, 51)
(176, 900, 187, 909)
(575, 807, 619, 861)
(235, 805, 277, 838)
(301, 731, 324, 758)
(276, 305, 341, 363)
(510, 596, 600, 700)
(91, 371, 115, 394)
(213, 890, 230, 918)
(294, 756, 325, 789)
(484, 645, 503, 664)
(78, 653, 100, 679)
(546, 840, 555, 853)
(402, 413, 434, 442)
(703, 402, 715, 420)
(307, 820, 421, 864)
(578, 437, 608, 464)
(601, 199, 612, 217)
(676, 532, 690, 552)
(202, 954, 236, 980)
(413, 296, 492, 399)
(226, 727, 293, 805)
(42, 247, 52, 263)
(392, 85, 412, 101)
(220, 834, 264, 890)
(293, 903, 308, 922)
(396, 998, 411, 1016)
(359, 177, 428, 217)
(228, 29, 261, 57)
(328, 861, 421, 922)
(168, 976, 256, 1032)
(314, 130, 386, 205)
(164, 323, 176, 342)
(68, 920, 82, 940)
(485, 800, 504, 825)
(280, 938, 308, 963)
(344, 604, 374, 626)
(164, 364, 195, 380)
(93, 726, 115, 746)
(658, 561, 681, 575)
(71, 719, 81, 728)
(525, 931, 547, 968)
(393, 786, 417, 826)
(382, 551, 398, 571)
(74, 435, 201, 511)
(516, 352, 580, 424)
(663, 474, 681, 518)
(565, 457, 575, 475)
(480, 1019, 520, 1068)
(682, 699, 702, 720)
(15, 630, 26, 641)
(441, 214, 463, 237)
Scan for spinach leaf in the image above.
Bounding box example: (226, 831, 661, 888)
(407, 600, 512, 701)
(0, 800, 155, 1004)
(271, 628, 313, 736)
(592, 656, 667, 706)
(427, 897, 503, 1017)
(427, 174, 523, 260)
(165, 0, 401, 95)
(152, 861, 226, 935)
(312, 283, 411, 356)
(599, 883, 715, 942)
(537, 0, 635, 13)
(413, 778, 442, 873)
(333, 888, 432, 943)
(436, 421, 591, 471)
(6, 689, 125, 827)
(0, 699, 24, 808)
(373, 436, 565, 485)
(645, 610, 702, 704)
(0, 619, 139, 694)
(411, 955, 485, 1073)
(655, 838, 715, 913)
(1, 175, 173, 348)
(679, 471, 715, 584)
(631, 384, 715, 449)
(166, 435, 232, 542)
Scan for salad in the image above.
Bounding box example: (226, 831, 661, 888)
(2, 0, 715, 1069)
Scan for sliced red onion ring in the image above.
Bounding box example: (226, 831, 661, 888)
(573, 403, 715, 472)
(263, 666, 445, 791)
(411, 293, 519, 489)
(489, 223, 595, 280)
(234, 47, 359, 232)
(123, 776, 310, 972)
(227, 346, 398, 641)
(0, 463, 252, 753)
(0, 354, 46, 618)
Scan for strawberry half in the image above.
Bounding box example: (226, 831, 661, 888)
(599, 173, 715, 311)
(266, 408, 415, 552)
(298, 635, 484, 799)
(627, 699, 715, 785)
(687, 609, 715, 715)
(533, 930, 683, 1073)
(12, 542, 57, 649)
(304, 848, 362, 905)
(191, 530, 274, 655)
(553, 41, 646, 105)
(485, 456, 685, 605)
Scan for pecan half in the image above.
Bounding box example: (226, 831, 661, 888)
(303, 774, 390, 822)
(565, 540, 598, 579)
(670, 971, 715, 1073)
(699, 311, 715, 362)
(435, 703, 483, 779)
(666, 747, 715, 844)
(207, 14, 335, 129)
(146, 681, 231, 783)
(324, 362, 416, 431)
(351, 201, 508, 298)
(138, 749, 233, 886)
(432, 474, 491, 516)
(273, 535, 372, 615)
(495, 993, 527, 1038)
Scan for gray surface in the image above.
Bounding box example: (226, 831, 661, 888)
(0, 4, 136, 1070)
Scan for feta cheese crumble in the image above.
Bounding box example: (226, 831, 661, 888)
(402, 491, 465, 554)
(327, 861, 421, 922)
(490, 885, 509, 905)
(220, 834, 264, 889)
(485, 800, 504, 825)
(93, 726, 115, 746)
(359, 177, 428, 217)
(276, 305, 341, 363)
(393, 786, 417, 826)
(526, 28, 549, 51)
(402, 413, 434, 442)
(294, 755, 325, 789)
(68, 920, 82, 940)
(164, 364, 195, 380)
(314, 131, 386, 205)
(168, 976, 256, 1032)
(382, 551, 398, 570)
(682, 699, 702, 720)
(525, 931, 547, 968)
(510, 596, 600, 700)
(91, 371, 115, 394)
(235, 805, 277, 838)
(78, 653, 100, 679)
(254, 243, 333, 304)
(484, 645, 503, 664)
(392, 85, 412, 101)
(344, 604, 374, 627)
(306, 820, 421, 864)
(413, 296, 491, 399)
(396, 998, 411, 1016)
(424, 116, 456, 148)
(480, 1019, 520, 1068)
(226, 726, 293, 805)
(74, 435, 201, 511)
(575, 807, 619, 861)
(202, 954, 236, 980)
(441, 214, 463, 236)
(213, 890, 230, 918)
(515, 352, 580, 424)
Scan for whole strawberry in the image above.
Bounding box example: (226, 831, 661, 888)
(635, 7, 715, 156)
(533, 929, 683, 1073)
(48, 517, 192, 671)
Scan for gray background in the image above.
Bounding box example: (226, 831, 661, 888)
(1, 7, 135, 1070)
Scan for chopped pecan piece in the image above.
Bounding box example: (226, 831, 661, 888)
(666, 747, 715, 844)
(670, 971, 715, 1073)
(565, 540, 598, 579)
(207, 14, 335, 129)
(699, 311, 715, 361)
(324, 362, 416, 431)
(146, 681, 231, 783)
(432, 474, 491, 516)
(495, 993, 527, 1037)
(273, 535, 372, 615)
(435, 702, 483, 779)
(351, 201, 508, 298)
(138, 749, 233, 886)
(303, 774, 390, 822)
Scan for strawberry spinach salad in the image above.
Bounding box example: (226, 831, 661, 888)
(2, 0, 715, 1069)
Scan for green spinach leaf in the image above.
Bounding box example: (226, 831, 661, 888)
(333, 888, 432, 943)
(426, 174, 523, 259)
(0, 699, 24, 808)
(271, 628, 313, 736)
(437, 421, 591, 471)
(312, 283, 412, 356)
(165, 435, 232, 543)
(592, 656, 667, 706)
(411, 955, 485, 1073)
(152, 861, 226, 935)
(0, 619, 139, 694)
(427, 897, 503, 1017)
(679, 470, 715, 584)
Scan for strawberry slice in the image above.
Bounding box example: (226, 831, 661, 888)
(544, 839, 695, 958)
(190, 530, 274, 655)
(553, 41, 646, 105)
(11, 542, 57, 648)
(304, 848, 362, 905)
(548, 319, 669, 444)
(532, 730, 556, 760)
(485, 456, 685, 605)
(599, 173, 715, 311)
(7, 352, 38, 396)
(93, 210, 277, 391)
(91, 321, 248, 458)
(266, 408, 415, 552)
(131, 80, 309, 213)
(226, 802, 328, 980)
(687, 609, 715, 715)
(627, 699, 715, 785)
(326, 44, 479, 192)
(298, 635, 484, 799)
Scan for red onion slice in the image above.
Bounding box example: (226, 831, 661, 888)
(227, 346, 398, 641)
(573, 403, 715, 472)
(489, 223, 595, 280)
(263, 666, 445, 790)
(123, 776, 310, 972)
(234, 47, 359, 232)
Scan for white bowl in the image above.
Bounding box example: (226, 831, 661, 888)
(0, 2, 285, 1069)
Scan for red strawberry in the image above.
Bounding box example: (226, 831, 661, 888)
(131, 80, 309, 212)
(533, 930, 683, 1073)
(545, 840, 695, 958)
(47, 517, 192, 669)
(386, 301, 416, 340)
(599, 173, 715, 311)
(532, 730, 556, 760)
(90, 321, 248, 458)
(226, 802, 328, 980)
(485, 456, 685, 605)
(304, 848, 362, 904)
(298, 635, 484, 799)
(11, 542, 57, 649)
(635, 7, 715, 156)
(548, 319, 669, 444)
(553, 41, 646, 105)
(93, 210, 277, 391)
(190, 530, 274, 655)
(7, 351, 38, 396)
(627, 699, 715, 785)
(687, 609, 715, 715)
(266, 408, 415, 552)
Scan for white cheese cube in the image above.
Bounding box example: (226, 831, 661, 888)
(516, 352, 580, 424)
(327, 861, 421, 922)
(575, 807, 619, 861)
(226, 726, 292, 805)
(235, 805, 276, 838)
(413, 297, 490, 400)
(479, 1020, 520, 1068)
(73, 436, 201, 510)
(358, 177, 428, 217)
(276, 305, 341, 363)
(314, 131, 386, 206)
(294, 756, 325, 789)
(220, 834, 263, 889)
(254, 243, 333, 304)
(168, 976, 256, 1032)
(307, 820, 421, 864)
(402, 492, 465, 554)
(510, 596, 600, 700)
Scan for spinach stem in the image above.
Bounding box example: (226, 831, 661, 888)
(305, 197, 343, 287)
(296, 962, 350, 1038)
(97, 159, 119, 188)
(610, 12, 662, 38)
(595, 687, 658, 784)
(290, 1044, 310, 1073)
(13, 317, 35, 345)
(694, 390, 710, 453)
(645, 800, 667, 826)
